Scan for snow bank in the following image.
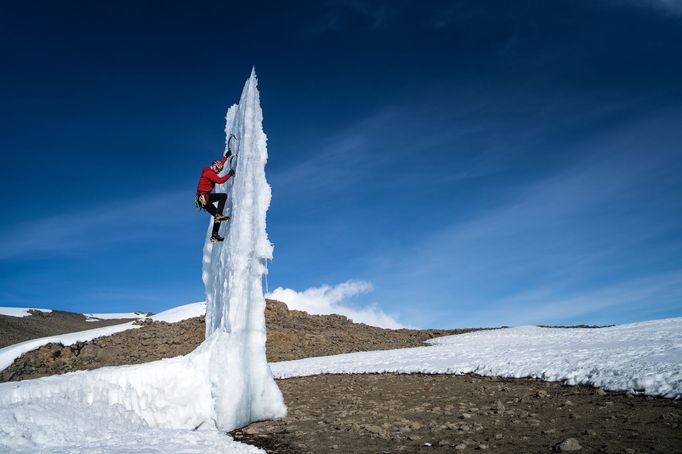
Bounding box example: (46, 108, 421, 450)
(271, 318, 682, 398)
(85, 302, 206, 323)
(151, 301, 206, 323)
(201, 68, 286, 430)
(84, 311, 148, 321)
(0, 353, 262, 453)
(0, 307, 52, 317)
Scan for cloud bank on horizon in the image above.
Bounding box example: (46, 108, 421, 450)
(267, 280, 405, 329)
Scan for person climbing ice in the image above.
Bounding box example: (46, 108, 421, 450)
(196, 147, 236, 243)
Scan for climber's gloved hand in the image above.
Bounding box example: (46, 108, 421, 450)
(224, 150, 232, 158)
(228, 169, 235, 177)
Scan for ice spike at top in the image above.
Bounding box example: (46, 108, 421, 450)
(199, 70, 286, 431)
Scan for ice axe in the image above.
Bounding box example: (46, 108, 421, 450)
(225, 133, 239, 171)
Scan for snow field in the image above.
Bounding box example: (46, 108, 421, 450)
(84, 302, 205, 322)
(84, 312, 148, 321)
(0, 307, 52, 317)
(271, 318, 682, 399)
(150, 301, 206, 323)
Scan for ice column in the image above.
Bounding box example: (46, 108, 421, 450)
(199, 69, 287, 431)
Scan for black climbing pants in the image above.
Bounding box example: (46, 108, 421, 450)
(201, 193, 227, 236)
(203, 193, 227, 217)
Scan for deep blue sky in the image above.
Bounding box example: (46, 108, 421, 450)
(1, 0, 681, 327)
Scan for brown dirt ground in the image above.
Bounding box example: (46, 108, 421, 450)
(233, 374, 681, 454)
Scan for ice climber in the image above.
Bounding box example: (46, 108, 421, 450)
(196, 150, 235, 243)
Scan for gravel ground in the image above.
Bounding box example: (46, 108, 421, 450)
(232, 374, 682, 453)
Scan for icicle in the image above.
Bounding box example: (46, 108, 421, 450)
(264, 258, 270, 295)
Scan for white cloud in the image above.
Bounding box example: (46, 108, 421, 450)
(266, 280, 405, 329)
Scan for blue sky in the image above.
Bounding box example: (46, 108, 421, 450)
(1, 0, 681, 328)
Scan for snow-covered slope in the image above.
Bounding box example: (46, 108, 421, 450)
(0, 307, 52, 317)
(0, 354, 263, 453)
(0, 302, 208, 374)
(151, 301, 206, 323)
(84, 311, 147, 321)
(271, 318, 682, 398)
(84, 302, 206, 322)
(200, 68, 286, 430)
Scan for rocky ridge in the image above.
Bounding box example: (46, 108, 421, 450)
(0, 309, 138, 349)
(0, 300, 480, 382)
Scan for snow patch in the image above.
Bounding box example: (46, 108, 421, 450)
(84, 311, 148, 321)
(151, 302, 206, 323)
(0, 307, 52, 317)
(85, 302, 206, 323)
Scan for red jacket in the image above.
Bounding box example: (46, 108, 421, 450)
(196, 155, 231, 194)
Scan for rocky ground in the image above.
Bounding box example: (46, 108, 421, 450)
(2, 301, 680, 453)
(233, 374, 681, 453)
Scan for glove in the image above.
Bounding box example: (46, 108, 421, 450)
(224, 150, 232, 158)
(228, 169, 235, 177)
